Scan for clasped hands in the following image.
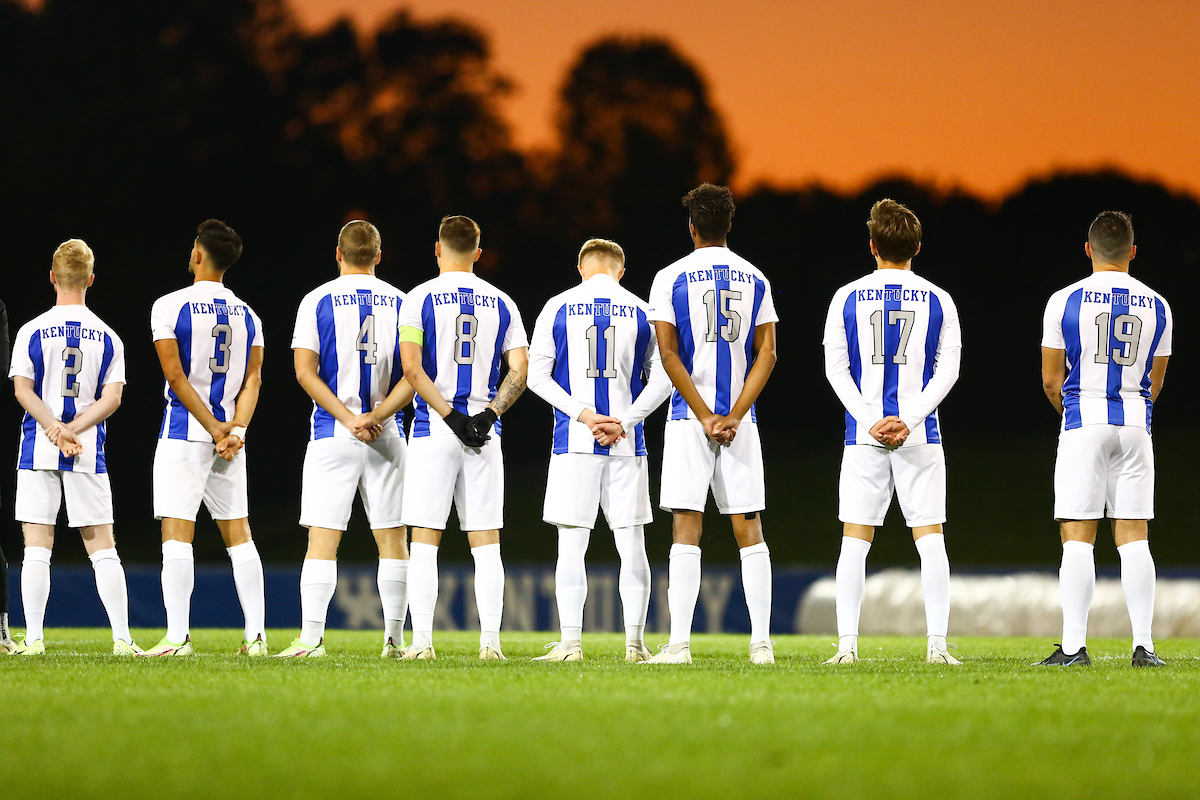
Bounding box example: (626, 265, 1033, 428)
(44, 422, 84, 458)
(583, 410, 740, 447)
(869, 416, 910, 448)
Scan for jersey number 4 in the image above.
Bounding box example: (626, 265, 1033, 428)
(357, 315, 378, 365)
(869, 309, 916, 365)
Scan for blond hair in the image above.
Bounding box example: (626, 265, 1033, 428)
(52, 239, 95, 289)
(338, 220, 382, 267)
(577, 238, 625, 268)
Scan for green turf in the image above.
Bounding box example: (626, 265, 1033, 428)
(3, 630, 1198, 799)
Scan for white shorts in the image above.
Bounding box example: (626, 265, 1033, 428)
(1054, 425, 1154, 520)
(659, 419, 765, 515)
(153, 438, 249, 522)
(839, 444, 946, 528)
(15, 470, 113, 528)
(401, 434, 503, 531)
(300, 437, 406, 530)
(543, 453, 652, 529)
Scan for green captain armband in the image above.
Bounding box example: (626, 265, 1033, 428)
(398, 326, 424, 346)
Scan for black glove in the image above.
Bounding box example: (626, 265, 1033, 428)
(444, 409, 487, 447)
(467, 408, 498, 444)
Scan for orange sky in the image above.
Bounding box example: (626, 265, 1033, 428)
(292, 0, 1200, 200)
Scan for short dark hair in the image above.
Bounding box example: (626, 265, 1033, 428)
(867, 199, 922, 263)
(439, 215, 480, 255)
(339, 220, 381, 267)
(196, 219, 243, 271)
(682, 184, 735, 242)
(1088, 211, 1134, 263)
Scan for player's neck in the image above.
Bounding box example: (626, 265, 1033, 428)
(692, 239, 727, 250)
(875, 258, 912, 271)
(339, 265, 375, 277)
(1092, 261, 1130, 274)
(438, 261, 474, 274)
(192, 271, 225, 284)
(54, 290, 86, 306)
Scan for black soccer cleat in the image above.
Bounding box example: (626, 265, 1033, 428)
(1131, 646, 1165, 667)
(1034, 644, 1091, 666)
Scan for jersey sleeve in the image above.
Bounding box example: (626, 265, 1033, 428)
(103, 331, 127, 386)
(1155, 296, 1173, 357)
(527, 301, 557, 360)
(755, 275, 779, 326)
(291, 293, 320, 352)
(646, 270, 675, 325)
(822, 288, 874, 431)
(248, 306, 265, 348)
(396, 287, 425, 332)
(501, 296, 529, 352)
(150, 296, 179, 342)
(8, 322, 36, 380)
(1040, 291, 1066, 349)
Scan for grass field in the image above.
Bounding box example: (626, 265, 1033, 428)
(3, 630, 1199, 799)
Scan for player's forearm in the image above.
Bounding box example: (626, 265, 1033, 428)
(65, 385, 123, 434)
(898, 347, 960, 431)
(165, 373, 224, 434)
(661, 351, 713, 421)
(231, 372, 262, 428)
(487, 365, 527, 416)
(371, 378, 416, 424)
(621, 364, 672, 429)
(296, 369, 357, 427)
(1149, 356, 1168, 403)
(729, 347, 776, 422)
(527, 354, 589, 421)
(13, 380, 62, 431)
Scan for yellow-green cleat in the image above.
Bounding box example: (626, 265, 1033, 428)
(14, 636, 45, 656)
(136, 636, 193, 657)
(238, 634, 268, 657)
(273, 638, 325, 658)
(401, 644, 435, 660)
(381, 637, 406, 659)
(112, 639, 143, 656)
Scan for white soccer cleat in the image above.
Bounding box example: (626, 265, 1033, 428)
(401, 644, 436, 660)
(479, 645, 507, 661)
(238, 635, 268, 657)
(749, 640, 775, 665)
(823, 644, 859, 665)
(137, 636, 193, 658)
(644, 643, 692, 664)
(625, 643, 653, 663)
(381, 637, 407, 659)
(532, 642, 583, 662)
(927, 642, 962, 665)
(112, 639, 143, 656)
(1, 638, 18, 655)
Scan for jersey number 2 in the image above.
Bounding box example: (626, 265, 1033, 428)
(60, 346, 83, 398)
(869, 309, 915, 365)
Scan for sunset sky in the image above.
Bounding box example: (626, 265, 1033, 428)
(294, 0, 1200, 200)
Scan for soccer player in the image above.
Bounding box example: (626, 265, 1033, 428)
(526, 238, 672, 663)
(275, 221, 415, 659)
(140, 219, 267, 657)
(397, 215, 529, 661)
(0, 293, 12, 654)
(8, 240, 139, 656)
(822, 199, 962, 666)
(1037, 211, 1171, 668)
(644, 184, 778, 665)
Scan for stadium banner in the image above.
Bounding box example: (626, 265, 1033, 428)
(7, 565, 1200, 636)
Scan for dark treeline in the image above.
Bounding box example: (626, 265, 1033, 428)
(1, 0, 1197, 564)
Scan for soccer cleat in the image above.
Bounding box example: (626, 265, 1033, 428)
(137, 636, 193, 658)
(238, 635, 268, 657)
(1, 639, 17, 655)
(749, 640, 775, 665)
(479, 645, 507, 661)
(381, 637, 407, 659)
(401, 644, 435, 660)
(1034, 644, 1090, 666)
(644, 642, 692, 664)
(112, 639, 143, 656)
(272, 638, 325, 658)
(1132, 646, 1166, 667)
(927, 642, 962, 665)
(13, 637, 45, 656)
(625, 643, 653, 663)
(823, 643, 859, 665)
(532, 642, 583, 662)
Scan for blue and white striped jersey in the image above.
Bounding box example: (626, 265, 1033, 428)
(823, 270, 961, 446)
(396, 270, 528, 438)
(10, 305, 125, 473)
(150, 281, 264, 442)
(528, 273, 661, 457)
(292, 274, 407, 440)
(646, 247, 778, 422)
(1042, 271, 1172, 433)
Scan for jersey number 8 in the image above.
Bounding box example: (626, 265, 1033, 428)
(455, 314, 478, 365)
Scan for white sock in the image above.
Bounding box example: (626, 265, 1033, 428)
(471, 543, 504, 649)
(834, 536, 871, 639)
(739, 542, 772, 643)
(1060, 540, 1095, 655)
(377, 558, 409, 644)
(1118, 539, 1156, 652)
(89, 548, 130, 643)
(555, 526, 590, 643)
(21, 546, 52, 642)
(227, 542, 265, 642)
(915, 533, 951, 639)
(667, 544, 701, 646)
(407, 542, 439, 650)
(613, 525, 651, 646)
(299, 559, 337, 647)
(161, 540, 194, 644)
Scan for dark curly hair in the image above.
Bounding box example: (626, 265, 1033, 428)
(682, 183, 735, 243)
